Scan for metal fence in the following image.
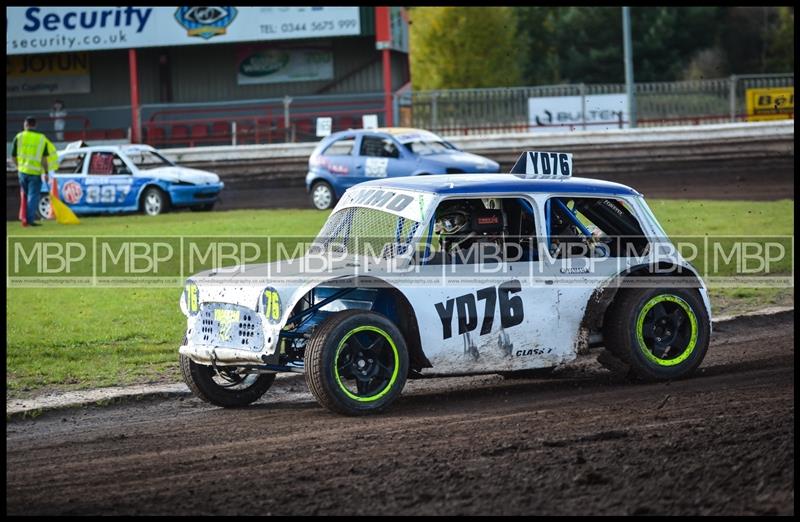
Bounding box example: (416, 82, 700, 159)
(6, 73, 793, 146)
(397, 74, 794, 135)
(6, 93, 387, 147)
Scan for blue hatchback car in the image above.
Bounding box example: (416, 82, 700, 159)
(305, 127, 500, 210)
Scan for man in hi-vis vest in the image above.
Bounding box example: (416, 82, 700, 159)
(12, 117, 51, 226)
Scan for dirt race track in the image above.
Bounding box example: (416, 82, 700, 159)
(4, 156, 795, 220)
(6, 311, 794, 515)
(213, 157, 797, 211)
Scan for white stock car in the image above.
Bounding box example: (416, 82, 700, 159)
(179, 151, 712, 415)
(39, 142, 224, 218)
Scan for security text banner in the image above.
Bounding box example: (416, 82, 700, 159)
(7, 6, 361, 55)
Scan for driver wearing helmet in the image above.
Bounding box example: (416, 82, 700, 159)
(432, 200, 505, 264)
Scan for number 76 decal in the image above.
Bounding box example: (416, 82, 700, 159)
(434, 280, 524, 340)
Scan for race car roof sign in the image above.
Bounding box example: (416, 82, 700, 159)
(337, 186, 437, 223)
(510, 151, 573, 179)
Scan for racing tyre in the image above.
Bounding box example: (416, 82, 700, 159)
(310, 181, 336, 211)
(141, 187, 170, 216)
(180, 354, 276, 408)
(603, 287, 710, 382)
(305, 310, 409, 415)
(37, 193, 53, 220)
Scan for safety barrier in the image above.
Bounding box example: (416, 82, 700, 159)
(144, 120, 794, 184)
(7, 119, 792, 173)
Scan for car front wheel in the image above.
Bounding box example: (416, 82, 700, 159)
(310, 181, 336, 211)
(180, 354, 275, 408)
(305, 310, 409, 415)
(141, 187, 169, 216)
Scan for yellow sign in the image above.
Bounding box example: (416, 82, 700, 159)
(6, 52, 90, 97)
(214, 308, 240, 342)
(746, 87, 794, 121)
(7, 53, 89, 77)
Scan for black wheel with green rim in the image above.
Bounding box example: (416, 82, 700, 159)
(603, 287, 710, 381)
(180, 354, 275, 408)
(305, 310, 409, 415)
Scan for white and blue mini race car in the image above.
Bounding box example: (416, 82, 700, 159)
(39, 143, 224, 218)
(179, 151, 712, 415)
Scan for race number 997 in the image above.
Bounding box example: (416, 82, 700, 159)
(85, 185, 131, 204)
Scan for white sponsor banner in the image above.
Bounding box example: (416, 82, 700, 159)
(362, 114, 378, 129)
(337, 187, 437, 223)
(237, 47, 333, 85)
(316, 117, 332, 137)
(528, 94, 629, 133)
(7, 6, 361, 55)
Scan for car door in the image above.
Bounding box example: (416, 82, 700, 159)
(403, 195, 568, 374)
(85, 151, 137, 212)
(317, 134, 360, 192)
(356, 134, 405, 184)
(49, 151, 89, 213)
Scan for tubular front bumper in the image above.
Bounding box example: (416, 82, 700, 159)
(179, 344, 269, 366)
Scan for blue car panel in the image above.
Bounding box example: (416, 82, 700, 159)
(306, 128, 500, 209)
(40, 145, 224, 216)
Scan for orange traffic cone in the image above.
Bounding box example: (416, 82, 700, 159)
(19, 187, 28, 226)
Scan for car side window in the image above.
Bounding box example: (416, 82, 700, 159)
(360, 136, 400, 159)
(419, 197, 538, 265)
(112, 155, 132, 175)
(546, 197, 649, 258)
(56, 153, 86, 174)
(88, 153, 131, 175)
(323, 138, 355, 156)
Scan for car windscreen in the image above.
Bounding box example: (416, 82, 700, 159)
(126, 150, 175, 170)
(403, 140, 457, 155)
(310, 206, 421, 260)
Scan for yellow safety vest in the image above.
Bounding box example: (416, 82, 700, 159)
(45, 138, 59, 172)
(15, 130, 48, 176)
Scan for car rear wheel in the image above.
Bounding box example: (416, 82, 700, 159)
(305, 310, 409, 415)
(310, 181, 336, 211)
(141, 187, 169, 216)
(37, 194, 53, 220)
(180, 354, 275, 408)
(602, 287, 710, 381)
